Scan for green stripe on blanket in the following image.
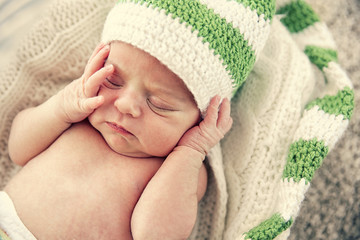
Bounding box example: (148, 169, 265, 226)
(0, 228, 11, 240)
(304, 46, 338, 70)
(306, 87, 354, 120)
(283, 138, 329, 183)
(244, 214, 293, 240)
(233, 0, 276, 20)
(277, 0, 320, 33)
(121, 0, 256, 87)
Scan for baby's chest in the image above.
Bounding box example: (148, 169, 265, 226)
(7, 122, 164, 239)
(47, 121, 163, 201)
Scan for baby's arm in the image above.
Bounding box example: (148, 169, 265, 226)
(131, 96, 232, 239)
(8, 44, 113, 166)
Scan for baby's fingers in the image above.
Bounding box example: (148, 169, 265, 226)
(84, 64, 113, 97)
(88, 43, 106, 63)
(217, 98, 233, 134)
(84, 44, 110, 80)
(203, 95, 221, 125)
(80, 96, 104, 113)
(203, 96, 232, 138)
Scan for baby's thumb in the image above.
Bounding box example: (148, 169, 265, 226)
(83, 96, 104, 112)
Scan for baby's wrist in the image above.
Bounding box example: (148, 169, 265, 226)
(52, 90, 72, 125)
(172, 145, 206, 164)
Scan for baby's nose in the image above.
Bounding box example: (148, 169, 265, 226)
(114, 89, 142, 118)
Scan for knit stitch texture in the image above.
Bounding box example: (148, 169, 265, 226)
(0, 0, 355, 239)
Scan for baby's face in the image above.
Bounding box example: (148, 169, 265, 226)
(88, 41, 200, 158)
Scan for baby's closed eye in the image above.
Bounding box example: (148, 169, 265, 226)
(146, 96, 178, 113)
(104, 76, 123, 89)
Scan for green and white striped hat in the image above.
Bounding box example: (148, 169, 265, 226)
(102, 0, 276, 113)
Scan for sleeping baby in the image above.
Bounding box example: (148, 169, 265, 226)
(0, 1, 236, 238)
(2, 39, 232, 239)
(0, 0, 272, 238)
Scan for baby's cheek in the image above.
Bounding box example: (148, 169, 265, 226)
(88, 107, 104, 126)
(87, 113, 97, 127)
(149, 133, 180, 157)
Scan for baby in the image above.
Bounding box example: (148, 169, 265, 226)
(1, 0, 273, 239)
(3, 40, 232, 240)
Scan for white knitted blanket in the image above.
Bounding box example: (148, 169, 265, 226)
(0, 0, 354, 239)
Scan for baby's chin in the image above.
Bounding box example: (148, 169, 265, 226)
(114, 145, 179, 161)
(104, 141, 165, 159)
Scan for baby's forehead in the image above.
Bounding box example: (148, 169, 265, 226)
(108, 41, 195, 101)
(108, 42, 177, 80)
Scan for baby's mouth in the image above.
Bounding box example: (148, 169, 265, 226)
(106, 122, 133, 136)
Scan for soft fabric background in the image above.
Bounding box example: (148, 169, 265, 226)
(0, 0, 359, 239)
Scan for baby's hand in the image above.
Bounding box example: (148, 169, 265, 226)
(58, 43, 113, 123)
(177, 96, 233, 159)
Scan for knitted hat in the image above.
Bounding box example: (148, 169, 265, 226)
(102, 0, 276, 113)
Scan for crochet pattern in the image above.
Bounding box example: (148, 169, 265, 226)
(221, 1, 354, 239)
(0, 0, 354, 239)
(101, 0, 275, 113)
